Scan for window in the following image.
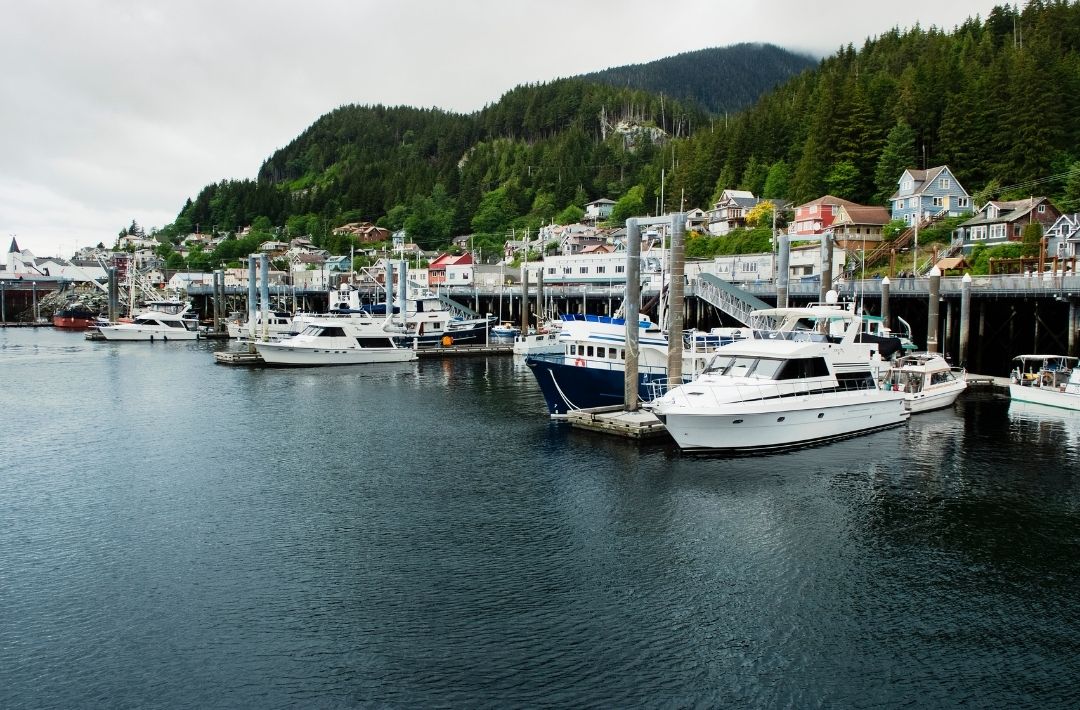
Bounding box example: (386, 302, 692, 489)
(608, 348, 617, 359)
(971, 226, 987, 241)
(933, 197, 944, 207)
(547, 267, 556, 275)
(958, 197, 969, 208)
(579, 266, 588, 274)
(990, 224, 1007, 240)
(1038, 204, 1046, 213)
(810, 205, 818, 214)
(586, 346, 594, 357)
(616, 265, 625, 273)
(940, 178, 951, 189)
(596, 266, 606, 274)
(563, 267, 571, 274)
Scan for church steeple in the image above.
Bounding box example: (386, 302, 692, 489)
(7, 236, 18, 254)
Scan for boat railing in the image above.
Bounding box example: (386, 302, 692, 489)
(648, 378, 877, 407)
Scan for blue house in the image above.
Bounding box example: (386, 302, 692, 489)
(889, 166, 972, 226)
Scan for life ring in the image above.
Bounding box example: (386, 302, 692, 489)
(575, 358, 585, 367)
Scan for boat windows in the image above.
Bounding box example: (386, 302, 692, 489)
(587, 346, 594, 357)
(774, 357, 830, 380)
(355, 337, 395, 348)
(608, 347, 617, 359)
(318, 327, 347, 337)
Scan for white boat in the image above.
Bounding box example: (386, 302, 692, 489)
(254, 317, 417, 366)
(881, 352, 967, 413)
(1009, 354, 1080, 411)
(97, 301, 200, 341)
(226, 310, 296, 340)
(513, 329, 563, 355)
(650, 303, 908, 452)
(325, 283, 490, 346)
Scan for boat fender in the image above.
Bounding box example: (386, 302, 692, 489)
(575, 358, 585, 367)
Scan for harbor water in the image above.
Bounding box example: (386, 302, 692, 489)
(2, 328, 1079, 708)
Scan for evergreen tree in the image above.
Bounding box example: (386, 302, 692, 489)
(873, 121, 917, 203)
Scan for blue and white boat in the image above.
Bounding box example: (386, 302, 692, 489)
(524, 313, 743, 416)
(490, 322, 521, 338)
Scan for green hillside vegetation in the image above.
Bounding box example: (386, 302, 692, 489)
(580, 43, 817, 115)
(156, 3, 1080, 277)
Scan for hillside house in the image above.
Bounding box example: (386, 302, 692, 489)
(956, 197, 1062, 249)
(428, 252, 472, 285)
(890, 166, 972, 225)
(584, 198, 616, 224)
(706, 190, 761, 235)
(789, 195, 860, 236)
(1044, 213, 1080, 260)
(332, 222, 390, 243)
(829, 204, 891, 251)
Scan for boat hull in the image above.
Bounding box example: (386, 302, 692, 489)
(97, 326, 199, 341)
(904, 381, 966, 413)
(1008, 383, 1080, 411)
(52, 315, 97, 330)
(658, 391, 909, 452)
(525, 355, 667, 415)
(255, 342, 417, 366)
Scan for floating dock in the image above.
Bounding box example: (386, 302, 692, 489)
(213, 342, 514, 366)
(564, 405, 670, 441)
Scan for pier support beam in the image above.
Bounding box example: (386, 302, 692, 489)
(536, 271, 544, 328)
(667, 213, 686, 384)
(520, 264, 529, 333)
(625, 219, 641, 413)
(1070, 298, 1079, 358)
(260, 253, 270, 340)
(776, 234, 790, 308)
(881, 277, 891, 331)
(819, 231, 833, 302)
(927, 266, 941, 353)
(247, 255, 257, 339)
(959, 273, 972, 367)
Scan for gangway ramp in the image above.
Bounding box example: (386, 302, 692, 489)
(695, 273, 771, 326)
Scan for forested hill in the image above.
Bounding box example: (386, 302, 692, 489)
(162, 2, 1080, 264)
(578, 44, 817, 114)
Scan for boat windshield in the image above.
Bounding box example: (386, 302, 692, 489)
(702, 355, 786, 379)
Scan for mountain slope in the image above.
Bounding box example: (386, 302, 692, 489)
(578, 43, 817, 114)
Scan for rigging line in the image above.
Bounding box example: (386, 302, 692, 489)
(547, 369, 584, 413)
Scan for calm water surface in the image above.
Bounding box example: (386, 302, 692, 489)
(2, 328, 1079, 708)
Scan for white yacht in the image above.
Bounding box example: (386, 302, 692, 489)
(254, 317, 417, 366)
(882, 352, 967, 413)
(97, 301, 200, 341)
(226, 311, 296, 340)
(649, 303, 908, 452)
(1009, 354, 1080, 411)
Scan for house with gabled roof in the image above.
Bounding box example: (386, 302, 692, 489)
(1043, 213, 1080, 260)
(706, 189, 761, 235)
(829, 204, 891, 251)
(584, 198, 616, 224)
(789, 195, 861, 237)
(427, 252, 472, 285)
(956, 197, 1061, 249)
(890, 165, 972, 225)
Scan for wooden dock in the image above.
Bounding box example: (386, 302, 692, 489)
(565, 405, 671, 440)
(213, 341, 513, 366)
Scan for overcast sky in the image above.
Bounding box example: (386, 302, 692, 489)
(2, 0, 1002, 257)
